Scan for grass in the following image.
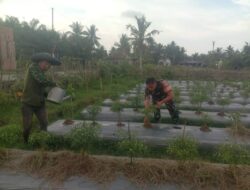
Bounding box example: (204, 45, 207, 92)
(0, 76, 140, 149)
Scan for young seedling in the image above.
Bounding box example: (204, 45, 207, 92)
(86, 103, 102, 125)
(216, 97, 230, 117)
(117, 122, 148, 165)
(206, 81, 215, 105)
(131, 86, 142, 111)
(63, 84, 75, 125)
(229, 91, 234, 99)
(173, 86, 181, 108)
(142, 105, 156, 128)
(240, 88, 250, 107)
(190, 82, 208, 115)
(111, 100, 125, 127)
(200, 113, 212, 132)
(229, 112, 250, 137)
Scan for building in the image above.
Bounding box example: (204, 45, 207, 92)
(0, 26, 16, 70)
(177, 60, 207, 67)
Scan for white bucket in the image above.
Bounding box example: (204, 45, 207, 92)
(47, 87, 66, 104)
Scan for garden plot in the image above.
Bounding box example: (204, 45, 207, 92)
(48, 120, 250, 148)
(81, 106, 250, 127)
(103, 98, 250, 113)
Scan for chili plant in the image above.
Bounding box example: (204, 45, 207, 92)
(111, 100, 124, 127)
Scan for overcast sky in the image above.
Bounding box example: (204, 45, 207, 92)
(0, 0, 250, 54)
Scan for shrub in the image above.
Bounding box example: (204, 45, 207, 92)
(173, 86, 181, 105)
(111, 100, 124, 126)
(86, 103, 102, 124)
(115, 122, 149, 164)
(190, 82, 209, 114)
(117, 137, 148, 164)
(0, 125, 22, 147)
(216, 144, 250, 165)
(141, 105, 156, 128)
(200, 113, 212, 132)
(68, 123, 100, 151)
(29, 131, 66, 150)
(216, 97, 230, 116)
(131, 86, 143, 111)
(166, 137, 199, 160)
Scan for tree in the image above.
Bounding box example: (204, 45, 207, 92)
(83, 25, 100, 49)
(190, 82, 209, 114)
(127, 16, 159, 69)
(164, 41, 186, 64)
(68, 21, 84, 37)
(114, 34, 131, 59)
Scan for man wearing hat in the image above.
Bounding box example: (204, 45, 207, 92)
(21, 52, 61, 143)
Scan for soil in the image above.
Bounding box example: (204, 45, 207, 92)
(195, 111, 202, 115)
(200, 124, 211, 132)
(217, 112, 225, 117)
(133, 108, 139, 112)
(173, 126, 182, 129)
(63, 119, 74, 125)
(117, 122, 125, 127)
(207, 100, 215, 105)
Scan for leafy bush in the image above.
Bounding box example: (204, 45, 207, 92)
(216, 144, 250, 165)
(190, 82, 209, 114)
(216, 97, 230, 115)
(68, 123, 100, 151)
(29, 131, 66, 150)
(173, 86, 181, 105)
(141, 105, 157, 128)
(166, 137, 199, 160)
(0, 125, 22, 147)
(0, 92, 15, 108)
(117, 138, 148, 164)
(111, 100, 124, 126)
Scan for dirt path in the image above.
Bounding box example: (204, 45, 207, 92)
(0, 149, 249, 190)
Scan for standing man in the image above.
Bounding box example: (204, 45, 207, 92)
(144, 77, 179, 124)
(22, 52, 61, 143)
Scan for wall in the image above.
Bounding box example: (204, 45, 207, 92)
(0, 27, 16, 70)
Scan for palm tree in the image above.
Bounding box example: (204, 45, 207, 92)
(83, 25, 101, 50)
(68, 21, 84, 37)
(114, 34, 131, 58)
(127, 16, 159, 69)
(225, 45, 234, 58)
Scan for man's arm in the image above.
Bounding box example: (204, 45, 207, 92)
(159, 80, 173, 104)
(144, 89, 151, 108)
(29, 64, 56, 86)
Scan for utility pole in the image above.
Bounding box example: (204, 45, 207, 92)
(52, 8, 54, 31)
(212, 41, 215, 52)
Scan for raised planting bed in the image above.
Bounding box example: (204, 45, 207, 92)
(102, 99, 250, 113)
(48, 120, 250, 148)
(81, 106, 250, 128)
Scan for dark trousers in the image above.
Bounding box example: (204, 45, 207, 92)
(21, 103, 48, 143)
(153, 100, 179, 123)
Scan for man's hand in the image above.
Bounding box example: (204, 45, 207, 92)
(156, 101, 163, 108)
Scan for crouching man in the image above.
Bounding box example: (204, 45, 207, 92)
(21, 52, 61, 143)
(144, 77, 179, 124)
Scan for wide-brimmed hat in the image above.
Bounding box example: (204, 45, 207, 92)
(31, 52, 62, 66)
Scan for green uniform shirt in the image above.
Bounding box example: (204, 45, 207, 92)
(22, 63, 55, 107)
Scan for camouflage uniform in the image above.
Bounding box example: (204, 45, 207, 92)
(145, 80, 179, 123)
(22, 63, 55, 143)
